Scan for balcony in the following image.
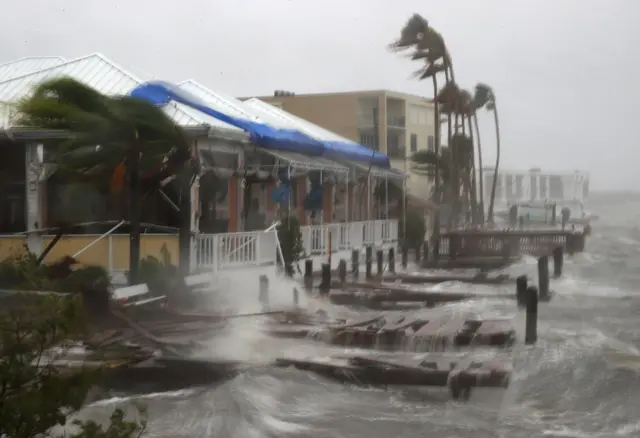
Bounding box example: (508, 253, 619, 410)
(387, 115, 406, 128)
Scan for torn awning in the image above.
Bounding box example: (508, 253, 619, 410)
(347, 161, 407, 180)
(256, 148, 349, 174)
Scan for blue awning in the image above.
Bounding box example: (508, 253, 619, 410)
(321, 140, 390, 168)
(129, 81, 324, 156)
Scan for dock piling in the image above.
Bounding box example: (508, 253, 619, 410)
(525, 285, 539, 345)
(338, 259, 347, 283)
(365, 246, 373, 279)
(259, 275, 269, 311)
(351, 249, 360, 278)
(320, 263, 331, 296)
(552, 246, 564, 278)
(304, 259, 313, 290)
(537, 255, 550, 301)
(415, 245, 421, 263)
(376, 250, 384, 275)
(516, 275, 528, 308)
(401, 246, 408, 269)
(292, 287, 299, 307)
(422, 242, 429, 262)
(388, 248, 395, 273)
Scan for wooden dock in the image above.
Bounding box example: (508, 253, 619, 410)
(275, 353, 511, 400)
(266, 312, 516, 351)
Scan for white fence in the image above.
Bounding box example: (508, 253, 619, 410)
(195, 219, 399, 272)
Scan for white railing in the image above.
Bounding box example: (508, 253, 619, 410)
(196, 230, 278, 271)
(300, 219, 399, 255)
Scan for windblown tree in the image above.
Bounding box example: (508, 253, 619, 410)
(17, 77, 199, 283)
(473, 83, 500, 224)
(389, 13, 451, 250)
(471, 85, 487, 223)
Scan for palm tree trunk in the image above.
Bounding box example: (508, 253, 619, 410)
(443, 68, 455, 230)
(467, 115, 478, 224)
(431, 74, 440, 259)
(487, 101, 501, 224)
(128, 146, 141, 285)
(472, 112, 485, 224)
(178, 166, 192, 276)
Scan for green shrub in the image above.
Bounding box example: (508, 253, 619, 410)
(276, 216, 305, 276)
(398, 210, 426, 249)
(0, 293, 146, 437)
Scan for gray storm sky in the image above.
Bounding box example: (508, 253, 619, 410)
(3, 0, 639, 190)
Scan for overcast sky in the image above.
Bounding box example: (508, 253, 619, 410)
(3, 0, 639, 190)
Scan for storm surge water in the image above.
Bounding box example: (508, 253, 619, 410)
(84, 193, 640, 438)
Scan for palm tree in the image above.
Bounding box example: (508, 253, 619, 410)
(474, 83, 499, 224)
(471, 86, 487, 223)
(17, 77, 198, 283)
(389, 13, 449, 252)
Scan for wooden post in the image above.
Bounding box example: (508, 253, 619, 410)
(376, 250, 384, 275)
(516, 275, 528, 308)
(388, 247, 395, 273)
(327, 230, 332, 266)
(292, 287, 299, 307)
(415, 245, 421, 263)
(351, 249, 359, 278)
(304, 259, 313, 290)
(259, 275, 269, 310)
(537, 255, 550, 301)
(320, 263, 331, 295)
(525, 285, 538, 345)
(365, 246, 373, 279)
(401, 246, 408, 269)
(552, 246, 563, 278)
(422, 241, 429, 262)
(338, 259, 347, 283)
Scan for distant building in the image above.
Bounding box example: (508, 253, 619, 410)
(240, 90, 436, 203)
(482, 168, 590, 209)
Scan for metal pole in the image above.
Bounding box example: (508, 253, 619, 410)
(402, 177, 407, 246)
(73, 220, 126, 258)
(320, 169, 324, 259)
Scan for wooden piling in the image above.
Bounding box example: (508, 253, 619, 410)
(320, 263, 331, 296)
(338, 259, 347, 283)
(351, 249, 360, 278)
(401, 246, 408, 269)
(376, 250, 384, 275)
(365, 246, 373, 279)
(304, 259, 313, 290)
(422, 241, 429, 262)
(293, 287, 299, 307)
(516, 275, 528, 308)
(388, 248, 395, 273)
(552, 246, 563, 278)
(415, 245, 421, 263)
(259, 275, 269, 310)
(525, 285, 538, 345)
(537, 255, 550, 301)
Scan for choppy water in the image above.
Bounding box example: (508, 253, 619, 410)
(77, 193, 640, 438)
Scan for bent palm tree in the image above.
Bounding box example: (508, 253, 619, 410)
(389, 13, 449, 253)
(472, 86, 486, 223)
(17, 77, 198, 283)
(474, 83, 500, 224)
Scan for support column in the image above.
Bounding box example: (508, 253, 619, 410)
(228, 177, 239, 232)
(322, 182, 333, 223)
(189, 170, 200, 273)
(25, 143, 44, 256)
(297, 176, 307, 225)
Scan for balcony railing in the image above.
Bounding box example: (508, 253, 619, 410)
(387, 115, 406, 127)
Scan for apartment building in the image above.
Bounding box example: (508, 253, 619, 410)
(240, 90, 436, 201)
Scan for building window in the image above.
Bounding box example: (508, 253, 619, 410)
(359, 132, 378, 150)
(427, 135, 434, 151)
(410, 134, 418, 153)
